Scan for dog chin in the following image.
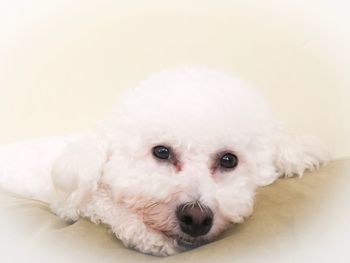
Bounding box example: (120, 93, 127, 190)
(175, 235, 210, 250)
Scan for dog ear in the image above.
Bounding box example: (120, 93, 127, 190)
(50, 133, 109, 221)
(273, 129, 330, 178)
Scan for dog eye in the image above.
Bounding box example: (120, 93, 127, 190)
(152, 145, 171, 160)
(219, 153, 238, 169)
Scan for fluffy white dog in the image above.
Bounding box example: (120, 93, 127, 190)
(0, 67, 329, 256)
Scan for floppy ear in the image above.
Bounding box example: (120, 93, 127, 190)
(50, 134, 109, 221)
(273, 129, 330, 178)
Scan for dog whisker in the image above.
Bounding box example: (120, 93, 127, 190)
(197, 201, 204, 213)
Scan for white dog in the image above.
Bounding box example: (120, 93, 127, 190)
(0, 67, 329, 256)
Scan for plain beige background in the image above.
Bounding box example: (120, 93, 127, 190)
(0, 0, 349, 158)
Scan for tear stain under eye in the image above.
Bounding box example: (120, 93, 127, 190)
(169, 147, 182, 172)
(174, 161, 182, 172)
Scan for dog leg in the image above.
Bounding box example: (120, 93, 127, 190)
(50, 133, 109, 220)
(81, 191, 179, 256)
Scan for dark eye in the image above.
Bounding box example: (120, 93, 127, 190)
(152, 145, 171, 160)
(219, 153, 238, 169)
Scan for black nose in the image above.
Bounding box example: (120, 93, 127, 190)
(176, 202, 213, 237)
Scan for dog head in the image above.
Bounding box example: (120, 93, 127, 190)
(100, 68, 279, 249)
(52, 68, 280, 253)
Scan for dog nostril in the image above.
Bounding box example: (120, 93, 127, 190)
(202, 217, 212, 226)
(181, 215, 193, 225)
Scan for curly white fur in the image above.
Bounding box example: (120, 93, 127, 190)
(0, 67, 329, 256)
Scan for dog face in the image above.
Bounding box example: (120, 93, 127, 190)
(99, 68, 279, 250)
(52, 67, 327, 255)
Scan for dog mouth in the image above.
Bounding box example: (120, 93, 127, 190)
(176, 236, 208, 250)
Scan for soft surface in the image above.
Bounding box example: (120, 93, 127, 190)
(1, 158, 349, 263)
